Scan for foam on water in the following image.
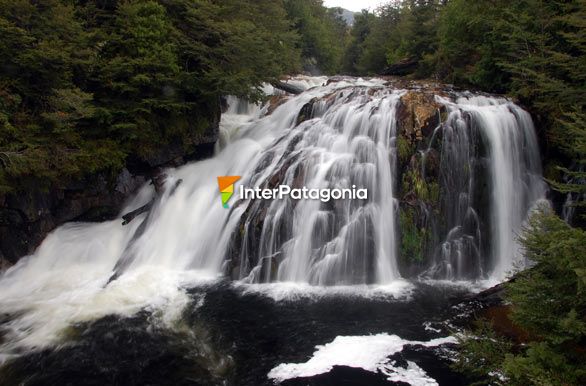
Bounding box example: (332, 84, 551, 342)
(231, 280, 414, 302)
(268, 333, 457, 384)
(0, 261, 216, 359)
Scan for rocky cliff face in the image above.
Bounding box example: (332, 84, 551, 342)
(0, 107, 220, 267)
(394, 89, 445, 276)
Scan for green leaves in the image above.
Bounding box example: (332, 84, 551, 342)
(453, 319, 513, 386)
(342, 1, 442, 76)
(455, 209, 586, 385)
(284, 0, 346, 74)
(0, 0, 302, 191)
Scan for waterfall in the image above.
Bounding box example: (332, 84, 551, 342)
(0, 77, 546, 356)
(425, 95, 546, 281)
(236, 85, 402, 285)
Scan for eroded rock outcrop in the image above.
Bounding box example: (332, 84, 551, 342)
(395, 91, 445, 276)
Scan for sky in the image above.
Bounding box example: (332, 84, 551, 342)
(323, 0, 385, 12)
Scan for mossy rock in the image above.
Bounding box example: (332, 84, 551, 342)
(397, 135, 415, 165)
(398, 206, 427, 264)
(400, 155, 441, 208)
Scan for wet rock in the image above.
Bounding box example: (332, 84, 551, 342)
(296, 98, 317, 125)
(225, 154, 301, 281)
(395, 91, 446, 277)
(220, 96, 228, 113)
(397, 91, 443, 143)
(447, 279, 530, 343)
(266, 94, 290, 115)
(0, 170, 143, 266)
(325, 75, 349, 85)
(258, 253, 282, 282)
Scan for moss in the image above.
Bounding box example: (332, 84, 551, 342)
(399, 208, 425, 262)
(397, 135, 413, 164)
(428, 181, 440, 204)
(402, 166, 439, 206)
(440, 109, 448, 123)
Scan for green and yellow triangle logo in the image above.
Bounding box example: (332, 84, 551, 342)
(217, 176, 241, 208)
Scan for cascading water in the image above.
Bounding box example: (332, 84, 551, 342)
(234, 85, 402, 285)
(423, 95, 546, 281)
(0, 76, 546, 359)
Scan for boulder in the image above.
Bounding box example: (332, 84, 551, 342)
(296, 98, 317, 125)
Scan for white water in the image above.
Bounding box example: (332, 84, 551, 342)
(246, 82, 402, 284)
(268, 333, 457, 385)
(420, 95, 546, 281)
(0, 77, 545, 357)
(445, 95, 545, 280)
(232, 280, 414, 302)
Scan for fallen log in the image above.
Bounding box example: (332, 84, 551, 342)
(272, 80, 304, 95)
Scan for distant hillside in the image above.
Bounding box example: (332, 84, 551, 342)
(340, 8, 356, 25)
(330, 7, 356, 26)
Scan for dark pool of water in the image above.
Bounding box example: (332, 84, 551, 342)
(0, 281, 475, 386)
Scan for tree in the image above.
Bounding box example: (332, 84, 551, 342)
(0, 0, 301, 192)
(284, 0, 347, 74)
(356, 5, 402, 74)
(434, 0, 510, 91)
(342, 10, 375, 74)
(454, 208, 586, 385)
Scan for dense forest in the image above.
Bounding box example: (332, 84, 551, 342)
(342, 0, 586, 220)
(0, 0, 302, 193)
(0, 1, 585, 385)
(2, 0, 584, 206)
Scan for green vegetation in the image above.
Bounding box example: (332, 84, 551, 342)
(0, 0, 304, 192)
(1, 1, 584, 383)
(341, 0, 585, 208)
(436, 0, 585, 210)
(2, 0, 583, 201)
(396, 135, 413, 164)
(402, 167, 439, 204)
(399, 163, 438, 263)
(284, 0, 348, 74)
(454, 209, 586, 385)
(343, 1, 440, 76)
(399, 208, 426, 262)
